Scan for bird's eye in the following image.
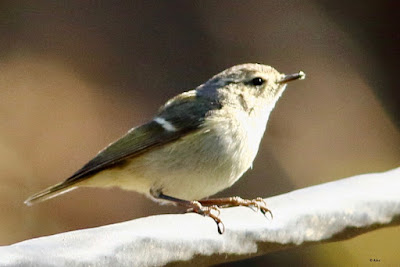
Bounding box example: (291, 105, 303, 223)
(250, 77, 265, 86)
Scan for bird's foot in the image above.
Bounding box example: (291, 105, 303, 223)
(199, 196, 273, 219)
(187, 201, 225, 234)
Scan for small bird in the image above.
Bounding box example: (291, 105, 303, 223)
(25, 63, 305, 233)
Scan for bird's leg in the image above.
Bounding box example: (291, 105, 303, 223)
(150, 189, 225, 234)
(199, 196, 273, 218)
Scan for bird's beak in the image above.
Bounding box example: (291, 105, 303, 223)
(278, 71, 306, 84)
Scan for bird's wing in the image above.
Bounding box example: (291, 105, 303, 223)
(65, 91, 221, 184)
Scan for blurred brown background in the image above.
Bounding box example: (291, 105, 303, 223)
(0, 1, 399, 265)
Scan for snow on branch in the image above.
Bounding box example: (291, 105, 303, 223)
(1, 168, 399, 266)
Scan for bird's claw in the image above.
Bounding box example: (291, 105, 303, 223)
(229, 197, 273, 219)
(188, 201, 225, 234)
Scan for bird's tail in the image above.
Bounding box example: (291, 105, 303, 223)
(24, 181, 78, 206)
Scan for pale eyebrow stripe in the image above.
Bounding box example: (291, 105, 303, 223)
(153, 117, 177, 132)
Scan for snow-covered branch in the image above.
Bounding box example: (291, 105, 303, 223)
(1, 168, 399, 266)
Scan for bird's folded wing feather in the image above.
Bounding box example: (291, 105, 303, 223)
(64, 91, 221, 184)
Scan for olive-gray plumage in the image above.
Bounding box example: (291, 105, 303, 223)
(24, 63, 304, 206)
